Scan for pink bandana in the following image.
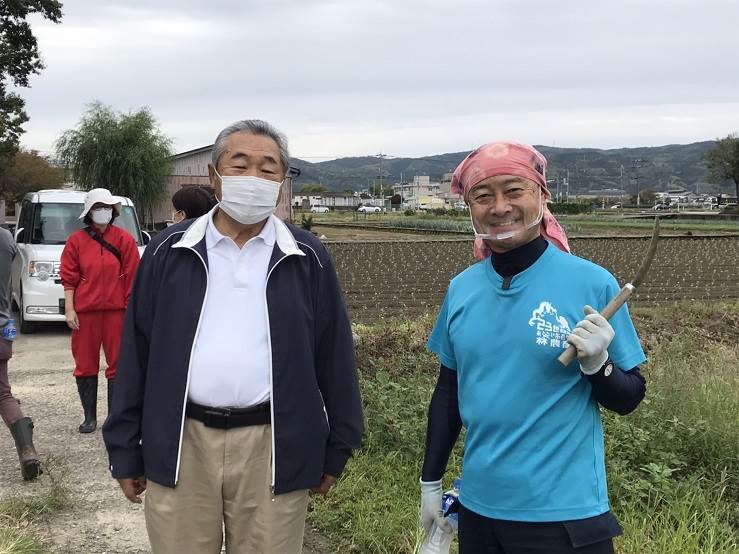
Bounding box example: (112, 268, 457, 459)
(451, 141, 570, 259)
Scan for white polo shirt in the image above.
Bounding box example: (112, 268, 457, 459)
(187, 212, 275, 408)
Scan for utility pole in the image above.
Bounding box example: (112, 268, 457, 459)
(375, 153, 389, 207)
(632, 158, 645, 207)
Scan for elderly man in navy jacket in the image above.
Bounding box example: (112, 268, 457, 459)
(103, 119, 364, 554)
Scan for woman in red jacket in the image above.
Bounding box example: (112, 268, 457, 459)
(60, 189, 140, 433)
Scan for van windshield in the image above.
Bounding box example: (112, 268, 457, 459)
(30, 203, 143, 245)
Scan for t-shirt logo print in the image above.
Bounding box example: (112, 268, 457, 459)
(528, 302, 572, 349)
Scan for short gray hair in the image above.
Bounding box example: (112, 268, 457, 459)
(211, 119, 290, 175)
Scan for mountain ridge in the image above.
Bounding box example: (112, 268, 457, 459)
(290, 140, 731, 195)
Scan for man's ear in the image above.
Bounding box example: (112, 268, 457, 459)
(207, 163, 218, 185)
(208, 164, 222, 201)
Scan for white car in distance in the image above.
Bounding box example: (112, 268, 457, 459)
(310, 205, 330, 213)
(357, 205, 382, 213)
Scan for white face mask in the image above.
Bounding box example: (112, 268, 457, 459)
(215, 171, 282, 225)
(91, 207, 113, 225)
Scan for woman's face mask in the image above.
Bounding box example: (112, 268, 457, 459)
(91, 207, 113, 225)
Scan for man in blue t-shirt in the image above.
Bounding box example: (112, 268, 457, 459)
(419, 142, 647, 554)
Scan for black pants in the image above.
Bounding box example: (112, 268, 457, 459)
(458, 503, 621, 554)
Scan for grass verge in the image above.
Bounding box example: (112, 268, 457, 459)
(309, 301, 739, 553)
(0, 458, 69, 554)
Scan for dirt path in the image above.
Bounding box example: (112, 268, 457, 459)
(0, 321, 326, 553)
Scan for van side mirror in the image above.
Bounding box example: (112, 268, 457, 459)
(141, 230, 151, 245)
(14, 227, 24, 243)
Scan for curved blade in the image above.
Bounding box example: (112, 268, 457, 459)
(631, 217, 660, 288)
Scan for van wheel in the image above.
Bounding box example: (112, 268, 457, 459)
(18, 287, 36, 334)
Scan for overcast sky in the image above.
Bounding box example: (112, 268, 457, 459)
(17, 0, 739, 161)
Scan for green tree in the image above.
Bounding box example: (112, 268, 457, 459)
(640, 189, 657, 206)
(370, 181, 392, 197)
(55, 102, 173, 225)
(0, 1, 63, 167)
(704, 134, 739, 200)
(300, 183, 328, 194)
(0, 148, 64, 203)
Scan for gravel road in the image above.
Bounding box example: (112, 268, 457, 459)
(0, 320, 326, 553)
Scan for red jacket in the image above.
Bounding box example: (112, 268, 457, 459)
(60, 225, 140, 313)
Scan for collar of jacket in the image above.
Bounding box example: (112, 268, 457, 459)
(171, 210, 306, 258)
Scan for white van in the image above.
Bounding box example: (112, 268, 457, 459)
(10, 189, 147, 333)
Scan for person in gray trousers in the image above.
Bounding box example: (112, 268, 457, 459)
(0, 227, 41, 480)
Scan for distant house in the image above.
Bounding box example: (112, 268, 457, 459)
(152, 146, 213, 224)
(418, 196, 446, 210)
(438, 172, 462, 204)
(292, 192, 360, 210)
(392, 175, 452, 208)
(318, 192, 361, 209)
(584, 188, 628, 199)
(292, 194, 323, 210)
(655, 190, 693, 204)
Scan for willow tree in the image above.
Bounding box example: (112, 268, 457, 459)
(55, 102, 173, 226)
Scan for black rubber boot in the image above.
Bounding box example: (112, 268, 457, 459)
(9, 417, 42, 481)
(107, 378, 115, 414)
(76, 376, 98, 433)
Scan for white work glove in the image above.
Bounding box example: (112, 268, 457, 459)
(420, 479, 452, 535)
(567, 305, 614, 374)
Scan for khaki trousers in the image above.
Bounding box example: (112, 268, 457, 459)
(145, 419, 309, 554)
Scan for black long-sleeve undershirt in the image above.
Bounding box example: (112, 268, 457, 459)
(421, 235, 647, 481)
(421, 366, 462, 482)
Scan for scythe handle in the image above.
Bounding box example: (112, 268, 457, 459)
(558, 284, 636, 366)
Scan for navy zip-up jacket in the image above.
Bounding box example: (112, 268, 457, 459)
(102, 213, 364, 494)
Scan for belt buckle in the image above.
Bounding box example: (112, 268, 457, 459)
(204, 407, 231, 429)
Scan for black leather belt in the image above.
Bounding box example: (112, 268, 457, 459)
(185, 401, 271, 429)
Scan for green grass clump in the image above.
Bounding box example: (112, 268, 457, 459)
(605, 305, 739, 552)
(310, 370, 443, 553)
(311, 315, 461, 553)
(310, 300, 739, 554)
(0, 528, 46, 554)
(0, 461, 69, 554)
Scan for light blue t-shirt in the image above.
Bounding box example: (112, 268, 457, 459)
(428, 244, 646, 522)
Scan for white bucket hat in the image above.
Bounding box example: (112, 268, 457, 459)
(78, 188, 122, 220)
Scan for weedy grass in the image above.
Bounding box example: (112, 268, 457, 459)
(561, 217, 739, 234)
(315, 210, 739, 235)
(0, 458, 69, 554)
(310, 301, 739, 553)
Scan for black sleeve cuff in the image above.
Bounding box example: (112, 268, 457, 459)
(585, 360, 646, 415)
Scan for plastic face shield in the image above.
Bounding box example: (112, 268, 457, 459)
(468, 184, 544, 242)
